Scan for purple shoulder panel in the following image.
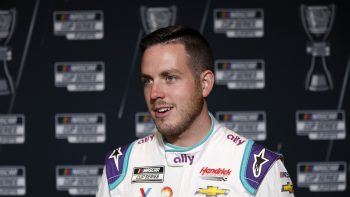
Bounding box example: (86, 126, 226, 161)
(245, 142, 282, 190)
(105, 143, 132, 185)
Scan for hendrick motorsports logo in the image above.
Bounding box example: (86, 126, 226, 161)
(132, 166, 164, 183)
(199, 167, 231, 181)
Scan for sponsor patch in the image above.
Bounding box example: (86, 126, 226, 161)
(138, 134, 155, 144)
(199, 167, 231, 181)
(281, 182, 294, 193)
(132, 166, 164, 183)
(226, 134, 245, 146)
(280, 171, 290, 178)
(165, 153, 195, 167)
(161, 186, 173, 197)
(253, 148, 269, 177)
(109, 147, 123, 171)
(0, 166, 26, 195)
(56, 165, 103, 195)
(139, 188, 152, 197)
(195, 186, 229, 196)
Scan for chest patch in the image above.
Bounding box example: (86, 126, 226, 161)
(131, 166, 165, 183)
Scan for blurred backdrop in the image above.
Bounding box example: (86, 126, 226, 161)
(0, 0, 349, 196)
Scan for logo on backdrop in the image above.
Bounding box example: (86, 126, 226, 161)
(215, 59, 265, 89)
(217, 111, 266, 141)
(54, 62, 105, 92)
(53, 10, 104, 40)
(55, 113, 106, 143)
(0, 114, 25, 144)
(0, 166, 26, 195)
(56, 165, 103, 195)
(300, 4, 335, 91)
(214, 9, 264, 38)
(297, 162, 347, 192)
(296, 110, 346, 140)
(135, 112, 155, 138)
(0, 9, 16, 96)
(140, 5, 177, 34)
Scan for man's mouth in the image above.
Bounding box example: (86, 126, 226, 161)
(156, 107, 172, 113)
(153, 106, 174, 118)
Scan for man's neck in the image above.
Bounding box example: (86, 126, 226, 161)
(164, 107, 212, 148)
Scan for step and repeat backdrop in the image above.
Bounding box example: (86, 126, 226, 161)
(0, 0, 349, 196)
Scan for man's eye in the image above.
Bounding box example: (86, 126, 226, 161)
(165, 75, 177, 82)
(141, 78, 152, 85)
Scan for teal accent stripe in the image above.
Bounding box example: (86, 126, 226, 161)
(165, 113, 215, 152)
(240, 139, 256, 195)
(108, 142, 135, 190)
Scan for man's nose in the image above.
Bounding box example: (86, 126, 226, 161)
(150, 82, 165, 100)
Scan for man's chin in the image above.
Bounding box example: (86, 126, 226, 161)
(156, 124, 181, 138)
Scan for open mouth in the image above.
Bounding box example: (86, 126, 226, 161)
(157, 107, 172, 113)
(153, 106, 173, 118)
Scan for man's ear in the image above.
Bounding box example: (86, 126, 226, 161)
(200, 70, 215, 98)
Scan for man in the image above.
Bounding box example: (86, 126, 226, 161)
(97, 25, 295, 197)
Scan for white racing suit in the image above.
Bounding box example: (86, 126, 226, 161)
(97, 114, 295, 197)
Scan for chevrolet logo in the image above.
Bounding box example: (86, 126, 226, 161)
(195, 186, 229, 196)
(281, 182, 294, 193)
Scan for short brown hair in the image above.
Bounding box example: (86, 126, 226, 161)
(140, 25, 214, 76)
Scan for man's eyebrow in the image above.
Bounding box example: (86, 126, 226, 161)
(141, 69, 184, 79)
(140, 73, 152, 79)
(160, 69, 184, 76)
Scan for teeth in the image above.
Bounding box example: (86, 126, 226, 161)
(158, 108, 170, 113)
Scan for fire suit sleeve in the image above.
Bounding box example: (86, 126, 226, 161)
(96, 167, 111, 197)
(240, 140, 283, 195)
(255, 160, 295, 197)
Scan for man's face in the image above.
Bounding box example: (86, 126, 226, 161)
(141, 43, 204, 138)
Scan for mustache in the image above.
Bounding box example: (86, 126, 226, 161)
(150, 100, 174, 110)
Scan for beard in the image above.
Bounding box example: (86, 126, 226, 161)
(153, 83, 204, 139)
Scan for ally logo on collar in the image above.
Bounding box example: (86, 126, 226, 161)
(166, 153, 195, 166)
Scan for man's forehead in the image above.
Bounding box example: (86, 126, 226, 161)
(141, 67, 184, 78)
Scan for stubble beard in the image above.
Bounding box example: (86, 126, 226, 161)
(154, 84, 204, 139)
